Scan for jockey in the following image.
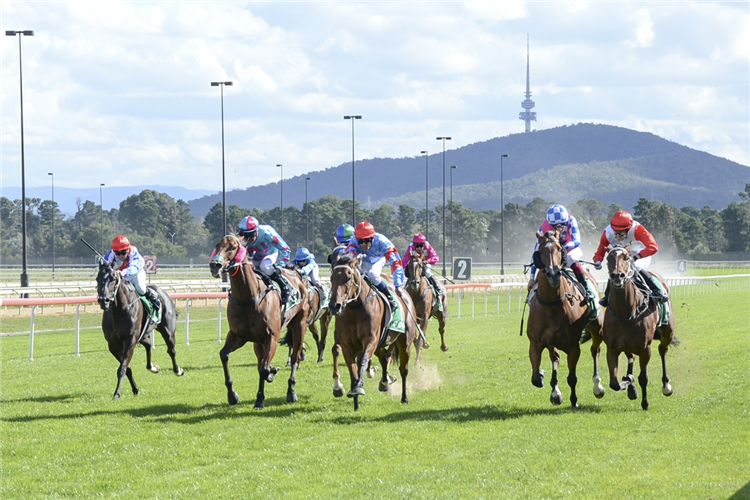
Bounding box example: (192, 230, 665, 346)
(593, 210, 667, 306)
(528, 204, 593, 301)
(104, 235, 161, 311)
(238, 215, 292, 306)
(291, 247, 321, 288)
(402, 233, 443, 293)
(328, 223, 354, 266)
(344, 221, 404, 311)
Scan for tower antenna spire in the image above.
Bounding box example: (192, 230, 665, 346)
(519, 34, 537, 133)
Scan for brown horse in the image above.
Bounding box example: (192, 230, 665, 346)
(526, 230, 605, 408)
(209, 235, 310, 409)
(328, 254, 418, 410)
(602, 244, 675, 410)
(405, 251, 448, 362)
(96, 260, 184, 399)
(284, 278, 332, 364)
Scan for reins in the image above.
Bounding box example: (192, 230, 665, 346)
(332, 263, 367, 309)
(605, 247, 649, 322)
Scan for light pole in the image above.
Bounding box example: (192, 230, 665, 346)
(305, 177, 311, 247)
(450, 165, 456, 269)
(211, 81, 232, 234)
(500, 153, 509, 275)
(344, 115, 362, 226)
(6, 30, 33, 289)
(421, 150, 429, 240)
(48, 172, 55, 278)
(100, 183, 105, 253)
(436, 136, 451, 277)
(277, 164, 283, 237)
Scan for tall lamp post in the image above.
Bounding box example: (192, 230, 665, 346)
(6, 29, 33, 289)
(277, 164, 283, 237)
(500, 153, 509, 275)
(48, 172, 55, 278)
(436, 136, 451, 277)
(344, 115, 362, 226)
(100, 183, 105, 253)
(211, 81, 232, 234)
(450, 165, 456, 269)
(421, 150, 429, 240)
(305, 177, 311, 247)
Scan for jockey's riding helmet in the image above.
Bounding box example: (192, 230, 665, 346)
(354, 221, 375, 240)
(335, 224, 354, 244)
(111, 235, 131, 251)
(610, 211, 634, 231)
(238, 216, 259, 235)
(294, 247, 312, 262)
(546, 204, 569, 226)
(412, 234, 427, 244)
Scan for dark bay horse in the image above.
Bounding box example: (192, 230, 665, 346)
(526, 230, 605, 408)
(282, 279, 332, 365)
(328, 254, 418, 410)
(96, 260, 183, 399)
(405, 251, 448, 362)
(602, 244, 675, 410)
(209, 235, 310, 409)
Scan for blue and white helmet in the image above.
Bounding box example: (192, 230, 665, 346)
(546, 204, 569, 226)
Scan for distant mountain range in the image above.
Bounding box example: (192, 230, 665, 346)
(188, 123, 750, 218)
(0, 185, 215, 217)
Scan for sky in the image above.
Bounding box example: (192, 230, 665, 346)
(2, 1, 748, 199)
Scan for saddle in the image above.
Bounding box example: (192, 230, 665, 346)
(363, 275, 406, 349)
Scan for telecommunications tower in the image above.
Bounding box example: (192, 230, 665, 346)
(519, 35, 537, 133)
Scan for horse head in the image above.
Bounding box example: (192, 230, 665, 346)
(536, 230, 565, 288)
(606, 244, 634, 289)
(406, 251, 424, 292)
(96, 260, 120, 310)
(328, 253, 361, 316)
(209, 235, 247, 278)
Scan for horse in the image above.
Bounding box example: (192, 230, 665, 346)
(96, 260, 184, 399)
(282, 277, 332, 365)
(526, 230, 605, 408)
(405, 251, 448, 362)
(601, 244, 675, 410)
(328, 253, 418, 410)
(209, 235, 310, 409)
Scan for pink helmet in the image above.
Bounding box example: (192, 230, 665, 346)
(412, 234, 427, 244)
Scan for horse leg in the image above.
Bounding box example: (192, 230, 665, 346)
(606, 344, 628, 392)
(659, 340, 673, 396)
(143, 336, 159, 374)
(318, 313, 331, 363)
(438, 310, 449, 352)
(219, 331, 246, 406)
(114, 338, 138, 399)
(397, 335, 411, 404)
(156, 323, 184, 376)
(638, 346, 651, 410)
(377, 349, 391, 392)
(309, 321, 322, 363)
(589, 327, 605, 399)
(529, 341, 545, 388)
(348, 351, 369, 401)
(567, 343, 580, 409)
(286, 322, 305, 404)
(549, 347, 563, 405)
(332, 341, 344, 398)
(625, 352, 638, 400)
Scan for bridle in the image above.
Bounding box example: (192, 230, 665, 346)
(606, 246, 635, 289)
(97, 264, 122, 310)
(407, 255, 424, 290)
(331, 262, 364, 311)
(539, 235, 565, 287)
(210, 235, 249, 277)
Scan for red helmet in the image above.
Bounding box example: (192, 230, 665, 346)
(354, 221, 375, 239)
(412, 233, 427, 244)
(111, 235, 131, 251)
(610, 211, 633, 231)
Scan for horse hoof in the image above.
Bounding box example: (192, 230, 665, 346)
(286, 392, 298, 403)
(150, 364, 160, 374)
(347, 387, 365, 398)
(367, 366, 379, 378)
(641, 401, 649, 411)
(175, 368, 185, 376)
(113, 393, 121, 400)
(593, 384, 605, 399)
(333, 387, 345, 398)
(378, 381, 390, 392)
(441, 345, 449, 352)
(388, 374, 397, 384)
(422, 342, 430, 349)
(254, 401, 265, 410)
(627, 385, 638, 401)
(662, 384, 673, 396)
(623, 374, 635, 384)
(550, 387, 562, 405)
(401, 397, 409, 404)
(228, 391, 240, 405)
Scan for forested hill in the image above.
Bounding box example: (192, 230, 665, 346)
(188, 123, 749, 217)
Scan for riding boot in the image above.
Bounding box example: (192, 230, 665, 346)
(375, 280, 399, 311)
(272, 266, 291, 306)
(573, 269, 593, 302)
(427, 274, 442, 294)
(599, 282, 610, 307)
(145, 288, 161, 312)
(640, 270, 668, 303)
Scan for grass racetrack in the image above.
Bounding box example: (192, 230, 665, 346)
(1, 290, 749, 499)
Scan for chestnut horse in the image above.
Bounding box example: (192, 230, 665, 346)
(284, 279, 332, 364)
(405, 251, 448, 362)
(96, 260, 183, 399)
(526, 230, 605, 408)
(209, 235, 309, 409)
(602, 245, 675, 410)
(328, 254, 418, 410)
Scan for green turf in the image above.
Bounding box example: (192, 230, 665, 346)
(1, 291, 749, 499)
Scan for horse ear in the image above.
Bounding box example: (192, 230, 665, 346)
(624, 243, 631, 252)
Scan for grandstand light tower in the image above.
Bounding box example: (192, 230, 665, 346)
(519, 35, 537, 133)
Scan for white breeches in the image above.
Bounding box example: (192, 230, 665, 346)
(633, 255, 651, 271)
(565, 247, 583, 267)
(255, 251, 279, 277)
(124, 269, 147, 295)
(361, 257, 386, 286)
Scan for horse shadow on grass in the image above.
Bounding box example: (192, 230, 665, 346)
(729, 481, 750, 500)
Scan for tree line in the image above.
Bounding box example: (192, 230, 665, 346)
(2, 185, 749, 265)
